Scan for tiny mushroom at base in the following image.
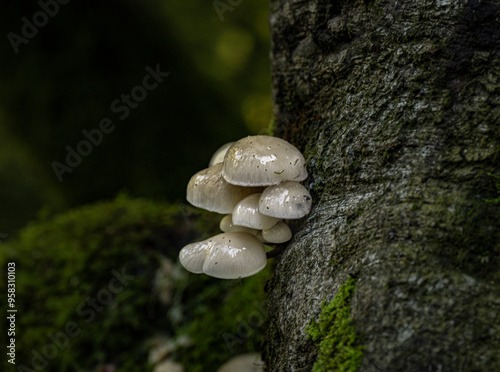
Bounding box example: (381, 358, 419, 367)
(217, 353, 265, 372)
(153, 360, 184, 372)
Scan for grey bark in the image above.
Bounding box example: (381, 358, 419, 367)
(265, 0, 500, 371)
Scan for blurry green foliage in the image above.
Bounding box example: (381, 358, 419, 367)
(0, 0, 272, 231)
(177, 266, 270, 371)
(485, 173, 500, 203)
(0, 195, 269, 371)
(1, 195, 184, 370)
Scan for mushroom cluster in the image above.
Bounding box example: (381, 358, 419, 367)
(179, 135, 312, 279)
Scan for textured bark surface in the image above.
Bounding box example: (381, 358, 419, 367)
(265, 0, 500, 371)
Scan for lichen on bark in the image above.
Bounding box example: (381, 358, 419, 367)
(265, 0, 500, 370)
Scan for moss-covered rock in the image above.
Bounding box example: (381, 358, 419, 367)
(176, 266, 270, 372)
(0, 195, 270, 371)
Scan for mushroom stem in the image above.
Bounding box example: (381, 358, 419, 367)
(265, 244, 286, 259)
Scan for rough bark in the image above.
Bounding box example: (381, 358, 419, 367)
(265, 0, 500, 371)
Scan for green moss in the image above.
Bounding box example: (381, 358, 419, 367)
(267, 116, 277, 136)
(0, 195, 220, 371)
(0, 194, 271, 371)
(484, 173, 500, 203)
(176, 266, 270, 372)
(306, 277, 363, 372)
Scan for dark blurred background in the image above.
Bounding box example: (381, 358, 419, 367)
(0, 0, 272, 232)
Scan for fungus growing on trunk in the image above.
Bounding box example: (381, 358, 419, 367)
(209, 141, 235, 166)
(179, 232, 267, 279)
(258, 181, 312, 219)
(186, 163, 259, 214)
(232, 193, 281, 230)
(222, 135, 308, 186)
(219, 214, 261, 236)
(262, 221, 292, 244)
(180, 135, 312, 279)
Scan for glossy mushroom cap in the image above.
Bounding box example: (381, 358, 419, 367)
(179, 233, 267, 279)
(262, 221, 292, 244)
(220, 214, 261, 236)
(259, 181, 312, 219)
(186, 163, 258, 214)
(232, 193, 280, 230)
(153, 360, 184, 372)
(209, 142, 235, 167)
(222, 135, 308, 186)
(217, 353, 265, 372)
(179, 240, 210, 274)
(203, 233, 267, 279)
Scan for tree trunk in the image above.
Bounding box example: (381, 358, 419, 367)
(265, 0, 500, 371)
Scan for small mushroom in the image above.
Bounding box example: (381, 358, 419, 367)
(179, 233, 267, 279)
(220, 214, 261, 236)
(178, 240, 211, 274)
(222, 135, 308, 186)
(217, 353, 265, 372)
(209, 142, 235, 167)
(203, 233, 267, 279)
(153, 360, 184, 372)
(258, 181, 312, 219)
(232, 193, 280, 230)
(186, 163, 259, 214)
(262, 221, 292, 244)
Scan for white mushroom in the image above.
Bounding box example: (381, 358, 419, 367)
(202, 233, 267, 279)
(232, 194, 280, 230)
(220, 214, 261, 236)
(217, 353, 265, 372)
(179, 233, 267, 279)
(178, 240, 211, 274)
(153, 360, 184, 372)
(262, 221, 292, 244)
(186, 163, 259, 214)
(209, 141, 235, 167)
(258, 181, 312, 219)
(222, 135, 308, 186)
(180, 135, 313, 276)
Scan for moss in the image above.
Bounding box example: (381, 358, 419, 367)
(0, 194, 272, 371)
(306, 277, 363, 372)
(267, 116, 277, 136)
(0, 195, 225, 371)
(484, 173, 500, 203)
(176, 266, 270, 372)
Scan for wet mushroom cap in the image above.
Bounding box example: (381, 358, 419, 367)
(262, 221, 292, 244)
(222, 135, 308, 186)
(202, 232, 267, 279)
(220, 214, 261, 237)
(209, 141, 235, 167)
(186, 163, 258, 214)
(179, 240, 211, 274)
(232, 193, 281, 230)
(217, 353, 265, 372)
(258, 181, 312, 219)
